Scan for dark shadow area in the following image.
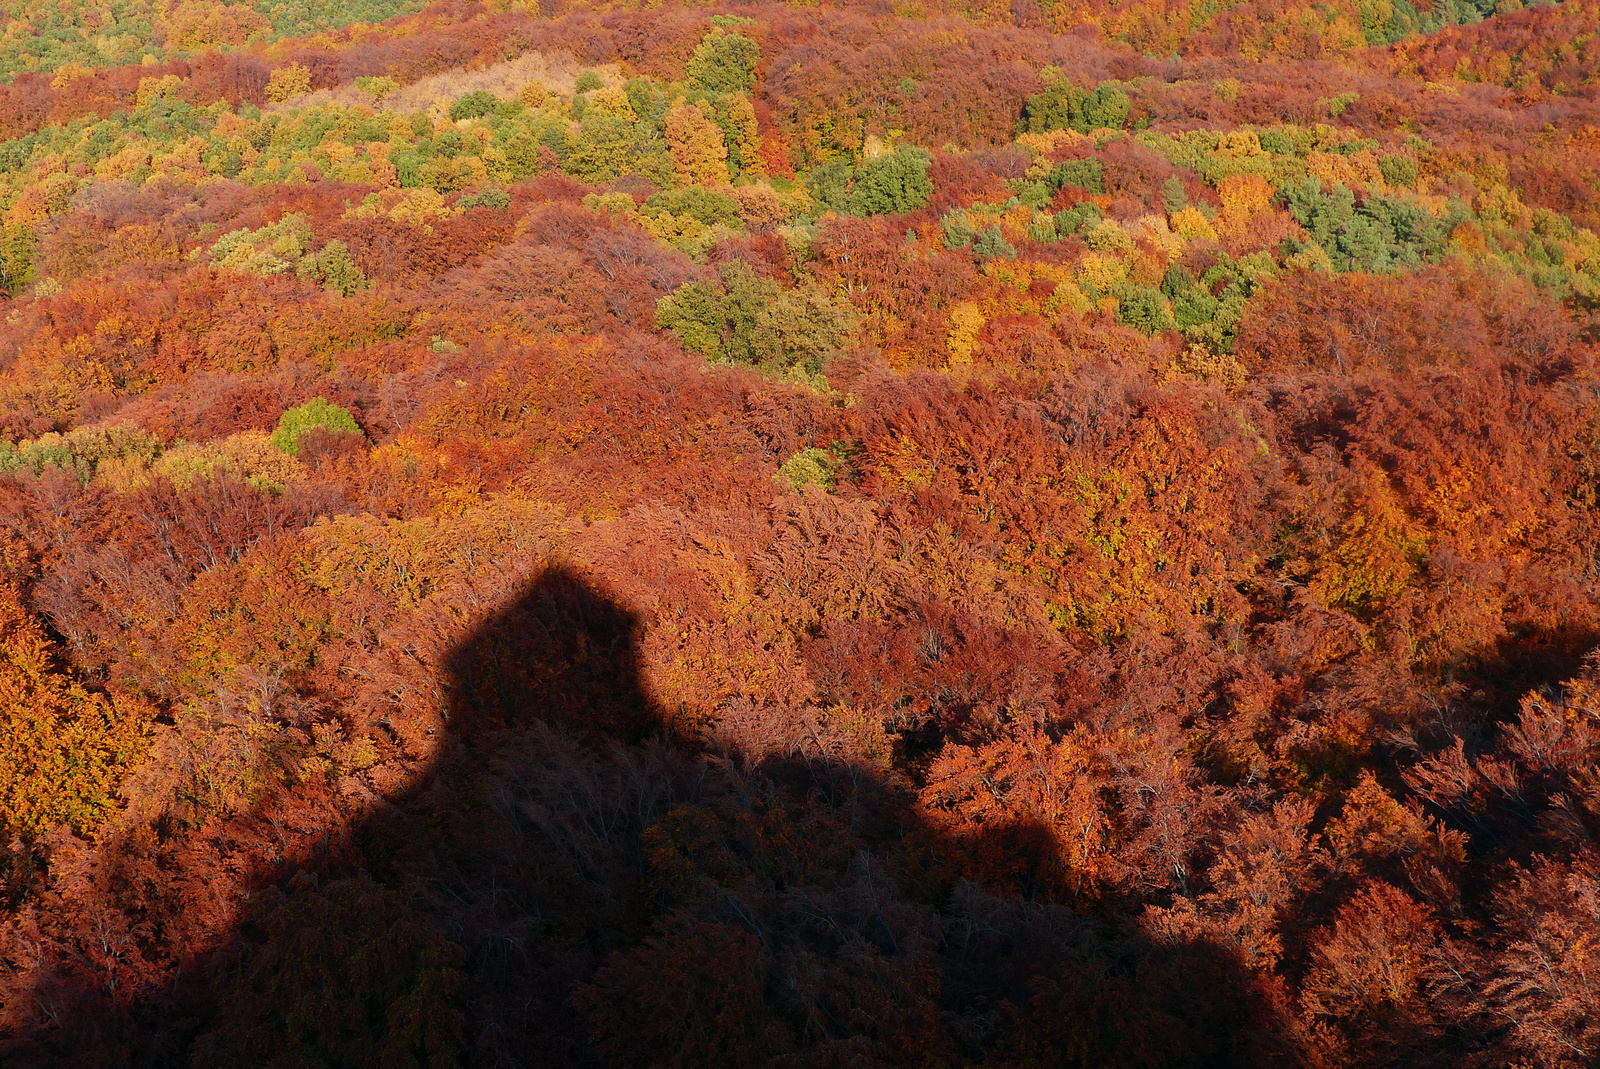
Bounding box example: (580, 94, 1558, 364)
(4, 567, 1305, 1068)
(1455, 623, 1600, 725)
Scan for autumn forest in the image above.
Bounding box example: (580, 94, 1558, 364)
(0, 0, 1597, 1064)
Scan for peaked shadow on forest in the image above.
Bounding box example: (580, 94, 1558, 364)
(10, 566, 1306, 1068)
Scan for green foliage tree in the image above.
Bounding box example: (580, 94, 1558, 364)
(686, 29, 760, 94)
(502, 132, 543, 177)
(656, 279, 729, 357)
(207, 214, 316, 277)
(458, 186, 512, 210)
(1116, 285, 1176, 334)
(1258, 128, 1296, 155)
(296, 239, 368, 296)
(1161, 176, 1189, 212)
(757, 284, 859, 372)
(1081, 85, 1132, 131)
(433, 130, 463, 158)
(1023, 79, 1130, 134)
(846, 146, 933, 216)
(273, 398, 361, 456)
(1378, 152, 1420, 189)
(777, 447, 844, 492)
(1022, 78, 1080, 133)
(642, 188, 742, 228)
(1161, 265, 1220, 333)
(448, 90, 499, 121)
(973, 224, 1016, 260)
(0, 224, 33, 297)
(941, 209, 976, 248)
(805, 157, 854, 214)
(656, 261, 777, 363)
(1278, 177, 1448, 273)
(0, 423, 158, 482)
(565, 112, 638, 183)
(1047, 158, 1104, 194)
(539, 124, 570, 164)
(657, 262, 856, 372)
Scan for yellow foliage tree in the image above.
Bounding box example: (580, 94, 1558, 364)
(1169, 205, 1219, 242)
(729, 93, 763, 177)
(589, 85, 637, 122)
(1310, 463, 1431, 617)
(265, 63, 312, 104)
(0, 585, 153, 839)
(665, 99, 729, 187)
(518, 81, 549, 109)
(1215, 173, 1276, 237)
(155, 430, 308, 493)
(159, 0, 270, 49)
(946, 301, 985, 371)
(136, 73, 187, 107)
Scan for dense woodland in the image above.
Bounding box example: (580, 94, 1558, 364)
(0, 0, 1599, 1065)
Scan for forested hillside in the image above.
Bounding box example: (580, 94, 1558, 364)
(1, 0, 1599, 1065)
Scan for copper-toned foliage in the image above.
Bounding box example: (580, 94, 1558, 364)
(1, 1, 1599, 1065)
